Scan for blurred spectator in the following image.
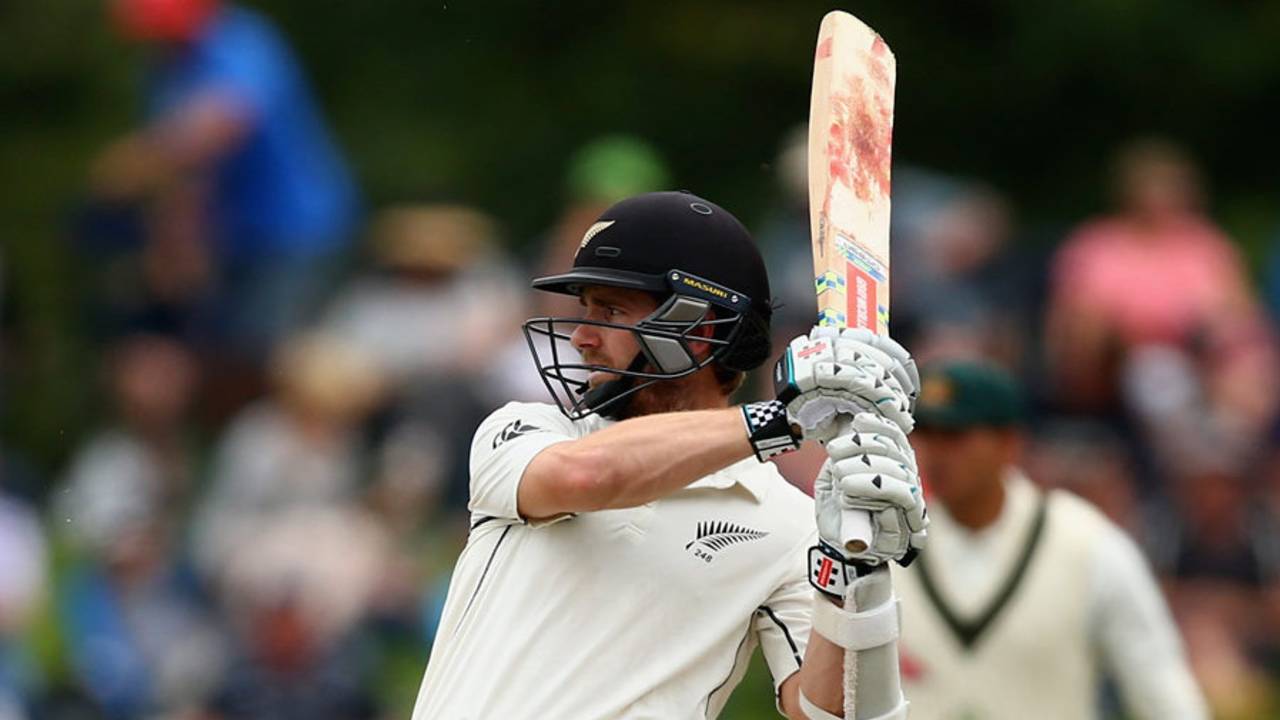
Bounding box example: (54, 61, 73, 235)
(1045, 139, 1278, 463)
(60, 334, 201, 527)
(1025, 420, 1144, 537)
(191, 333, 383, 578)
(756, 127, 1041, 374)
(1156, 463, 1280, 719)
(892, 181, 1039, 373)
(363, 423, 455, 642)
(55, 484, 223, 717)
(1161, 465, 1275, 588)
(206, 507, 386, 720)
(323, 205, 521, 389)
(755, 124, 815, 340)
(322, 204, 525, 511)
(534, 135, 671, 316)
(90, 0, 359, 363)
(0, 478, 47, 720)
(52, 332, 222, 718)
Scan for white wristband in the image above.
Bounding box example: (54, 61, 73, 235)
(799, 689, 844, 720)
(812, 593, 900, 651)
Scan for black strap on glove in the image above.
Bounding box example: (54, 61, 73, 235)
(741, 400, 802, 462)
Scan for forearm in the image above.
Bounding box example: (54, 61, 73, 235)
(794, 607, 845, 716)
(522, 406, 754, 516)
(785, 566, 906, 720)
(581, 407, 753, 507)
(91, 96, 249, 198)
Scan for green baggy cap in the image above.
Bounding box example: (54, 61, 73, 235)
(914, 360, 1023, 430)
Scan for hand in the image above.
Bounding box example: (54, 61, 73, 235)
(90, 134, 160, 200)
(776, 326, 919, 442)
(813, 413, 928, 565)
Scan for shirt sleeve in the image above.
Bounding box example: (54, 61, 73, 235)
(468, 402, 579, 524)
(1089, 523, 1209, 720)
(754, 531, 819, 710)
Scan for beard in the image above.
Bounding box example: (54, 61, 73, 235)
(613, 371, 704, 420)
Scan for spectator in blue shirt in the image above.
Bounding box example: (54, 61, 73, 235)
(92, 0, 360, 360)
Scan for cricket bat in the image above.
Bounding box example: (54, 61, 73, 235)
(809, 10, 905, 719)
(809, 10, 895, 556)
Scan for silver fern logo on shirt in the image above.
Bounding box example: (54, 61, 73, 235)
(686, 521, 768, 563)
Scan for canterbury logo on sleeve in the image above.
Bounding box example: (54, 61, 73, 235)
(493, 420, 544, 448)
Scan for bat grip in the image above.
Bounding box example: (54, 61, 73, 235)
(834, 415, 873, 554)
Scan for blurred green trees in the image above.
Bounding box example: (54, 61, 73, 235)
(4, 0, 1280, 470)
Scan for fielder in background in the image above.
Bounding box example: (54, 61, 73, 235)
(895, 361, 1208, 720)
(411, 191, 926, 719)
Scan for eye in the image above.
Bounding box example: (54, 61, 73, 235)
(606, 306, 625, 319)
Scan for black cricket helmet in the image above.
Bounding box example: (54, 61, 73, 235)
(523, 191, 774, 419)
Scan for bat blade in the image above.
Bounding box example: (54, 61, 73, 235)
(808, 10, 897, 557)
(808, 10, 895, 335)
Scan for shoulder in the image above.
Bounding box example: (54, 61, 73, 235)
(471, 401, 584, 448)
(477, 401, 582, 431)
(1177, 217, 1242, 261)
(1045, 488, 1139, 556)
(200, 8, 291, 83)
(208, 7, 282, 48)
(1046, 488, 1110, 527)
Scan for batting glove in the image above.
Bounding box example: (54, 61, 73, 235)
(814, 412, 928, 566)
(775, 326, 919, 442)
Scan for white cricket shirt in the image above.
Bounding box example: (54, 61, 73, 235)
(893, 470, 1207, 720)
(412, 401, 818, 720)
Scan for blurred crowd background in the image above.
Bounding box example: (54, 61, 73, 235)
(3, 1, 1280, 719)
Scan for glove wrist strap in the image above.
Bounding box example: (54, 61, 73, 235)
(808, 542, 876, 599)
(741, 400, 801, 462)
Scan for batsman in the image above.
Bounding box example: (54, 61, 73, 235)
(411, 190, 925, 719)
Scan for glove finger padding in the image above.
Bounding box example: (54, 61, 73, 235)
(783, 371, 911, 441)
(819, 412, 929, 565)
(825, 414, 913, 458)
(826, 340, 914, 433)
(835, 465, 922, 523)
(780, 328, 917, 436)
(828, 330, 914, 433)
(837, 328, 920, 414)
(814, 459, 929, 565)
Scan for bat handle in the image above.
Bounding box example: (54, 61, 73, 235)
(834, 415, 874, 554)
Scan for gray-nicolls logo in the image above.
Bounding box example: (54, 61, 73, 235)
(686, 521, 768, 563)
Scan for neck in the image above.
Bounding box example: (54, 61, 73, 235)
(949, 472, 1007, 531)
(1128, 209, 1186, 233)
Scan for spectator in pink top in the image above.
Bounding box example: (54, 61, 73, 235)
(1045, 138, 1277, 477)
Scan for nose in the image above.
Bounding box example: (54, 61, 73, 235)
(570, 322, 599, 353)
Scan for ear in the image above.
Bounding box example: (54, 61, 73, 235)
(685, 310, 717, 359)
